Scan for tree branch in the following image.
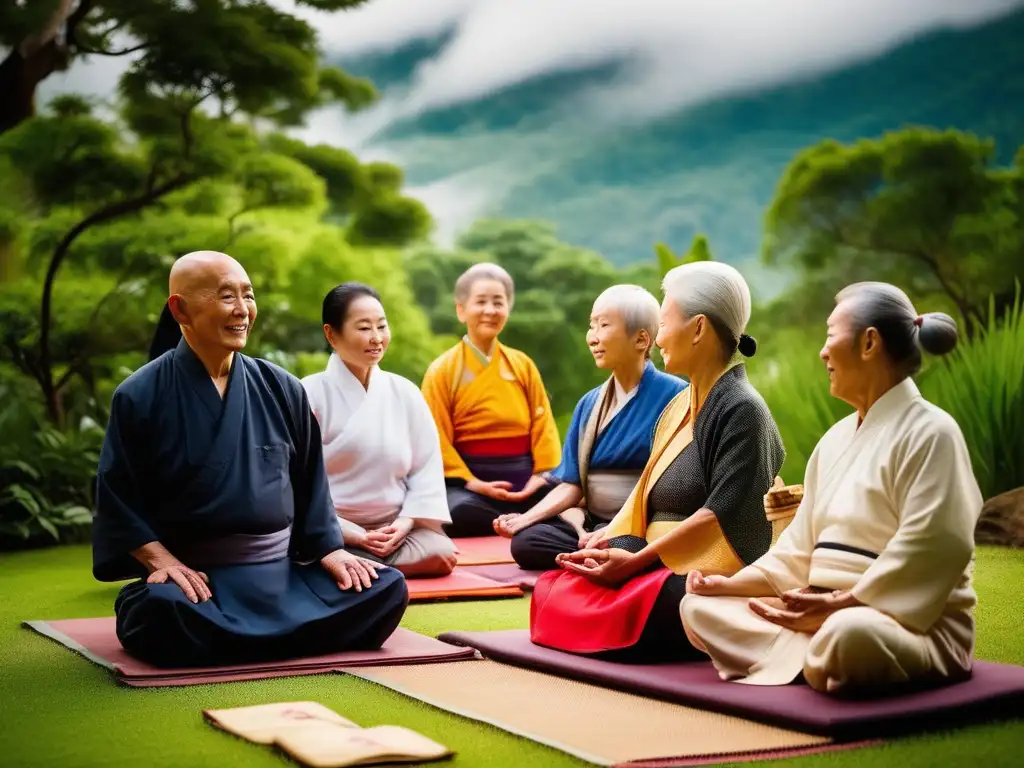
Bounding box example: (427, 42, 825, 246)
(18, 0, 79, 58)
(3, 335, 42, 384)
(51, 256, 155, 397)
(54, 362, 83, 392)
(73, 42, 147, 57)
(823, 214, 980, 327)
(37, 173, 193, 422)
(35, 101, 201, 423)
(65, 0, 94, 38)
(225, 205, 254, 247)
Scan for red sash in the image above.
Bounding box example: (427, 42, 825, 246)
(455, 435, 532, 457)
(529, 567, 673, 653)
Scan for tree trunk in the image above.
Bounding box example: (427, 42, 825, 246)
(36, 174, 192, 426)
(0, 0, 79, 136)
(0, 46, 54, 135)
(41, 371, 65, 428)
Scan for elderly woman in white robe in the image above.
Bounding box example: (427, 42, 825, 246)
(302, 283, 457, 578)
(681, 281, 983, 696)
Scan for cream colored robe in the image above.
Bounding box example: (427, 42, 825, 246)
(302, 356, 456, 575)
(681, 377, 983, 694)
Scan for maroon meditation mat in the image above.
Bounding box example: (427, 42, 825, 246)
(23, 618, 476, 688)
(437, 629, 1024, 740)
(452, 536, 514, 565)
(458, 563, 543, 591)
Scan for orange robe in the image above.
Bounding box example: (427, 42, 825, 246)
(421, 339, 561, 482)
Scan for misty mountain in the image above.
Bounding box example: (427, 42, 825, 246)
(334, 9, 1024, 297)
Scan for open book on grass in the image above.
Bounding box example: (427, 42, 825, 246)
(204, 701, 452, 767)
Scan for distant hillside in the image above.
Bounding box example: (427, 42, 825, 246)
(335, 10, 1024, 297)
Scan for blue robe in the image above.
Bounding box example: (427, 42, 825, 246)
(510, 362, 686, 570)
(552, 361, 686, 486)
(93, 339, 408, 668)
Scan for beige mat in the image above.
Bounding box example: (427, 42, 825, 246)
(347, 660, 831, 766)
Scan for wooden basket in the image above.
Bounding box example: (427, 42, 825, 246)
(764, 482, 804, 545)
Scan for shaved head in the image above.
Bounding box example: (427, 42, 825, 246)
(167, 250, 257, 356)
(169, 250, 248, 298)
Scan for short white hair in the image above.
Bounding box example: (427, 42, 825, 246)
(662, 261, 751, 353)
(454, 262, 514, 305)
(592, 284, 660, 343)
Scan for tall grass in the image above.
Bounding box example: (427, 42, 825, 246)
(748, 331, 852, 486)
(753, 292, 1024, 502)
(920, 289, 1024, 500)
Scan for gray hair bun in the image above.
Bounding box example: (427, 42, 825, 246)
(737, 333, 758, 357)
(917, 312, 958, 356)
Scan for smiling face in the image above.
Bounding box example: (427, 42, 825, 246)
(654, 296, 698, 375)
(456, 278, 510, 347)
(326, 294, 390, 369)
(587, 305, 644, 371)
(820, 299, 872, 408)
(171, 257, 256, 354)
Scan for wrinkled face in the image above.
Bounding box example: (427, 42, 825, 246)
(179, 263, 256, 352)
(654, 297, 697, 375)
(587, 304, 644, 370)
(326, 294, 390, 368)
(820, 300, 870, 405)
(456, 278, 509, 345)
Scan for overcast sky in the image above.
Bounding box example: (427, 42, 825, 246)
(289, 0, 1024, 121)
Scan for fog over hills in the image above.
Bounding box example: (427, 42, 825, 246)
(40, 1, 1024, 298)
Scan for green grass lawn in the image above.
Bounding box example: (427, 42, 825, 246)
(2, 544, 1023, 767)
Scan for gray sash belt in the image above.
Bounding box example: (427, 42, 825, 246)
(173, 526, 292, 567)
(585, 470, 642, 521)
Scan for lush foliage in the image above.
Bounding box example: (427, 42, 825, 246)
(745, 330, 852, 485)
(654, 233, 714, 276)
(0, 0, 376, 134)
(1, 3, 1022, 549)
(0, 97, 432, 423)
(763, 129, 1024, 330)
(0, 367, 99, 549)
(0, 0, 439, 545)
(919, 287, 1024, 500)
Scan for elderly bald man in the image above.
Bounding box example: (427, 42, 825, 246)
(93, 251, 409, 668)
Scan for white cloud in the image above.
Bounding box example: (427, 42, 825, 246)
(282, 0, 476, 56)
(301, 0, 1024, 121)
(41, 1, 1024, 127)
(404, 166, 511, 246)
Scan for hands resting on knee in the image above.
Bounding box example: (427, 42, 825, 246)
(321, 549, 388, 593)
(687, 570, 859, 634)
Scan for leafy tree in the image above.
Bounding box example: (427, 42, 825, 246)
(266, 136, 432, 246)
(0, 0, 375, 135)
(0, 94, 430, 426)
(763, 128, 1024, 330)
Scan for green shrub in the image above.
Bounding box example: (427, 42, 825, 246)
(0, 376, 101, 550)
(748, 333, 852, 486)
(920, 288, 1024, 500)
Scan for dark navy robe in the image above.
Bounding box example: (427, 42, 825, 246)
(93, 339, 408, 668)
